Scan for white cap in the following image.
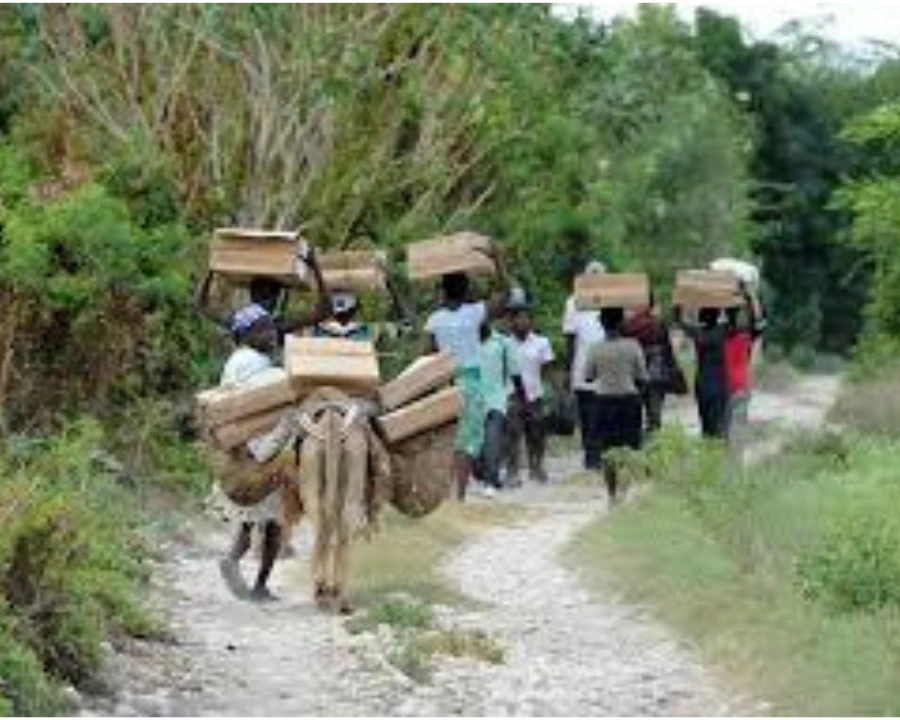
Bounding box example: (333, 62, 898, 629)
(331, 291, 358, 314)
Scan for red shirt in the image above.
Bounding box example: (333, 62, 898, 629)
(724, 331, 753, 395)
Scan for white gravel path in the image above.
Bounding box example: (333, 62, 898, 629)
(80, 375, 840, 716)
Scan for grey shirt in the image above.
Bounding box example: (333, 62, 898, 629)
(584, 337, 648, 396)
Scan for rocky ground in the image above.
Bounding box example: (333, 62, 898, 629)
(79, 374, 839, 716)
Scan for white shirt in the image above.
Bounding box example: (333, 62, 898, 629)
(220, 346, 274, 460)
(562, 295, 605, 391)
(425, 302, 487, 370)
(220, 346, 273, 385)
(510, 332, 554, 401)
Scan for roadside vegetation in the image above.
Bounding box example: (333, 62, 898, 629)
(567, 367, 900, 715)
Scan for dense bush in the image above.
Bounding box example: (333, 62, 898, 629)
(797, 497, 900, 612)
(0, 420, 159, 714)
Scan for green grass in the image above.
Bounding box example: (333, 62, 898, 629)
(324, 502, 521, 683)
(339, 501, 529, 607)
(565, 431, 900, 715)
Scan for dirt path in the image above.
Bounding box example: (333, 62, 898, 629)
(81, 374, 841, 717)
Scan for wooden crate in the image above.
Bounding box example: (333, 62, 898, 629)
(407, 231, 496, 281)
(673, 270, 740, 308)
(574, 272, 649, 310)
(284, 335, 381, 395)
(195, 367, 296, 429)
(211, 406, 289, 450)
(319, 250, 386, 291)
(209, 227, 308, 285)
(377, 351, 456, 412)
(376, 385, 463, 444)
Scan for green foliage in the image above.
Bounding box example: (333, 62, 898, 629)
(0, 420, 157, 713)
(797, 498, 900, 612)
(568, 434, 900, 714)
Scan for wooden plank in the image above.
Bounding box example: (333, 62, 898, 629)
(376, 385, 463, 444)
(322, 267, 386, 291)
(285, 335, 377, 357)
(407, 231, 496, 281)
(673, 270, 740, 308)
(574, 272, 649, 310)
(318, 250, 386, 291)
(211, 406, 290, 450)
(377, 352, 456, 412)
(195, 367, 296, 429)
(209, 227, 308, 285)
(284, 335, 381, 395)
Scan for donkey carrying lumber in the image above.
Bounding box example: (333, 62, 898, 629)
(294, 388, 391, 614)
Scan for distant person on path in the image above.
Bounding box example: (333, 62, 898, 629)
(424, 244, 511, 501)
(507, 299, 555, 484)
(583, 307, 648, 505)
(675, 305, 730, 439)
(476, 316, 522, 494)
(563, 261, 606, 470)
(623, 295, 683, 433)
(723, 281, 766, 450)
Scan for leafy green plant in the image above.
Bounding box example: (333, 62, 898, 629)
(797, 505, 900, 612)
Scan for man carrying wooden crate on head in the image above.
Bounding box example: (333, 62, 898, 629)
(423, 244, 512, 501)
(193, 247, 331, 345)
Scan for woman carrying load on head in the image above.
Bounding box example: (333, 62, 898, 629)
(583, 306, 648, 506)
(674, 303, 730, 439)
(423, 242, 511, 501)
(215, 303, 302, 603)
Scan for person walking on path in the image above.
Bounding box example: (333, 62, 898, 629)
(563, 261, 606, 470)
(216, 304, 302, 602)
(583, 307, 648, 505)
(674, 305, 730, 440)
(424, 243, 511, 501)
(476, 318, 522, 494)
(507, 301, 555, 484)
(623, 296, 684, 433)
(723, 281, 766, 451)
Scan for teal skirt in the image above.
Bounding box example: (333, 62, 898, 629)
(455, 367, 485, 458)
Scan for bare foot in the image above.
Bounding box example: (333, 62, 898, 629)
(249, 586, 278, 603)
(219, 558, 250, 599)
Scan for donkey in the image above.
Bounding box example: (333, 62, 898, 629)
(295, 388, 390, 614)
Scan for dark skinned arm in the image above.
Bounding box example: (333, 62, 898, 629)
(378, 251, 415, 328)
(740, 280, 766, 340)
(477, 242, 512, 320)
(278, 247, 331, 334)
(192, 268, 230, 328)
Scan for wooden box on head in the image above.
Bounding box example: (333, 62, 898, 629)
(209, 227, 309, 286)
(407, 231, 496, 281)
(318, 249, 386, 292)
(673, 270, 740, 308)
(574, 272, 650, 310)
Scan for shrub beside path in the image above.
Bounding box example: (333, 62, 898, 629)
(81, 374, 839, 716)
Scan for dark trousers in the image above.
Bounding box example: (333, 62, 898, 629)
(506, 398, 546, 477)
(643, 384, 666, 433)
(696, 386, 728, 439)
(479, 410, 507, 489)
(576, 390, 602, 470)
